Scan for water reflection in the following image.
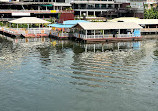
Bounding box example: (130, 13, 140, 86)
(1, 37, 158, 111)
(70, 42, 146, 90)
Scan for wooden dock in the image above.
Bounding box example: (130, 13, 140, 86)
(0, 27, 50, 38)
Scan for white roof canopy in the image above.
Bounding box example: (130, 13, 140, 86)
(8, 17, 51, 24)
(74, 22, 142, 30)
(53, 3, 71, 6)
(110, 17, 158, 25)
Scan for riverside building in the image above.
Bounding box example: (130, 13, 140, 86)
(0, 0, 74, 22)
(1, 0, 157, 21)
(71, 0, 147, 18)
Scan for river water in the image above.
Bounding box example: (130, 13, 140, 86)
(0, 37, 158, 111)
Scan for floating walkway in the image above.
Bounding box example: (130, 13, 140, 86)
(0, 27, 50, 38)
(0, 17, 51, 38)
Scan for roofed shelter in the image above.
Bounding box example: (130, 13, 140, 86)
(8, 17, 51, 37)
(110, 17, 158, 33)
(72, 22, 142, 41)
(48, 20, 89, 38)
(110, 17, 158, 26)
(9, 17, 51, 29)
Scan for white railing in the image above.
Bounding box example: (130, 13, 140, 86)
(0, 10, 74, 13)
(80, 34, 85, 38)
(59, 33, 69, 37)
(0, 27, 19, 35)
(0, 27, 50, 35)
(17, 28, 50, 35)
(50, 30, 69, 37)
(116, 34, 135, 38)
(74, 33, 113, 39)
(73, 33, 137, 39)
(0, 10, 51, 13)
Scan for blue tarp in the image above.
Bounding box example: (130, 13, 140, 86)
(133, 42, 140, 50)
(48, 24, 74, 28)
(133, 29, 141, 37)
(63, 20, 89, 25)
(48, 20, 90, 28)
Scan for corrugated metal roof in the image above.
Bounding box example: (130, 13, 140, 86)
(63, 20, 89, 25)
(74, 22, 142, 30)
(48, 24, 74, 28)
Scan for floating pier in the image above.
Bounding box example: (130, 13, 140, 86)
(0, 17, 51, 38)
(71, 22, 143, 43)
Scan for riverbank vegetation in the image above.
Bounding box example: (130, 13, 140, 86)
(144, 4, 158, 19)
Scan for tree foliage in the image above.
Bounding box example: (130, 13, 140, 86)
(144, 7, 158, 19)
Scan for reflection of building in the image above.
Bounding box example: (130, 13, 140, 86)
(0, 37, 23, 69)
(83, 42, 141, 52)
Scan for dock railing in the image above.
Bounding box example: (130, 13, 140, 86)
(0, 27, 51, 35)
(16, 28, 50, 35)
(50, 30, 69, 37)
(0, 10, 74, 14)
(74, 33, 137, 39)
(74, 33, 113, 39)
(116, 34, 135, 38)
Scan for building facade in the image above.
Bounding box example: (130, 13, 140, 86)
(71, 0, 146, 18)
(0, 0, 73, 21)
(0, 0, 157, 21)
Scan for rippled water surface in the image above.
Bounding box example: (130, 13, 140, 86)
(0, 37, 158, 111)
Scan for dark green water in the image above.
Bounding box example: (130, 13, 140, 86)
(0, 37, 158, 111)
